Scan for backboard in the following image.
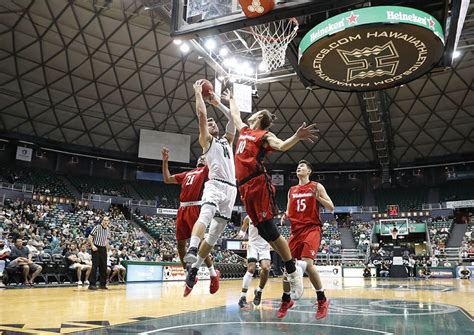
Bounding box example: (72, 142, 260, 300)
(170, 0, 348, 39)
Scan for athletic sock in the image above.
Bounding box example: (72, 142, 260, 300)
(296, 260, 308, 273)
(189, 236, 201, 249)
(284, 259, 297, 274)
(256, 287, 263, 292)
(240, 291, 247, 298)
(242, 271, 253, 290)
(282, 291, 291, 302)
(208, 265, 217, 277)
(316, 289, 326, 301)
(192, 255, 205, 269)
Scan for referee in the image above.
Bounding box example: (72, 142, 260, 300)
(88, 216, 110, 290)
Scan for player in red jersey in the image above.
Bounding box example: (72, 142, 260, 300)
(228, 94, 319, 315)
(280, 160, 334, 320)
(161, 148, 214, 273)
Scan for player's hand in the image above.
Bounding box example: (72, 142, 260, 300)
(92, 245, 98, 252)
(161, 147, 169, 161)
(280, 212, 287, 225)
(193, 80, 204, 95)
(295, 122, 320, 143)
(237, 230, 246, 239)
(209, 92, 219, 106)
(222, 88, 233, 102)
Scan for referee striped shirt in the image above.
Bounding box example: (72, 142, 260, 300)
(90, 224, 109, 247)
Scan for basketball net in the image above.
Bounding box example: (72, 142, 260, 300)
(390, 228, 398, 240)
(250, 18, 299, 71)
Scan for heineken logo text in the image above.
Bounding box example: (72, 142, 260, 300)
(298, 6, 444, 91)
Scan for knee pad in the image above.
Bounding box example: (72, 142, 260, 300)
(197, 203, 217, 228)
(205, 217, 227, 246)
(256, 219, 281, 242)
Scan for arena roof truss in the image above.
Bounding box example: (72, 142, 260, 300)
(0, 0, 472, 170)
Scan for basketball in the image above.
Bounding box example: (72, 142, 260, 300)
(198, 79, 214, 99)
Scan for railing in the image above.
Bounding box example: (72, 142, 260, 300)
(81, 193, 112, 203)
(320, 206, 379, 214)
(423, 200, 474, 210)
(128, 199, 158, 207)
(422, 203, 447, 210)
(0, 182, 34, 193)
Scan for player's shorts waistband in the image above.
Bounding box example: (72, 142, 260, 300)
(210, 178, 237, 187)
(237, 172, 266, 187)
(180, 201, 202, 207)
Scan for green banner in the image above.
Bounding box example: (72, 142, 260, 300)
(299, 6, 444, 59)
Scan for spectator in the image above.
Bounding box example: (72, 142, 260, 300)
(26, 240, 39, 256)
(0, 240, 11, 277)
(65, 244, 91, 285)
(379, 261, 390, 278)
(7, 238, 43, 285)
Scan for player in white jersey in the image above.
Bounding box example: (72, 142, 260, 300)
(237, 215, 271, 309)
(183, 81, 237, 296)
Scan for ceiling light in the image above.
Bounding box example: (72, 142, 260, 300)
(219, 47, 228, 57)
(453, 50, 461, 59)
(173, 39, 182, 45)
(205, 39, 216, 51)
(180, 43, 190, 53)
(223, 58, 237, 68)
(217, 75, 225, 81)
(258, 62, 268, 72)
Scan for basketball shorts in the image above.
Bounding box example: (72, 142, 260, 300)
(239, 174, 277, 225)
(247, 243, 271, 263)
(201, 179, 237, 220)
(288, 226, 321, 260)
(176, 205, 201, 241)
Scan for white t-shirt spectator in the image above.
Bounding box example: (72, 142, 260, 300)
(27, 244, 39, 256)
(77, 251, 92, 265)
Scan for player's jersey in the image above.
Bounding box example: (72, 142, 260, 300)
(247, 218, 271, 250)
(204, 136, 235, 183)
(235, 126, 271, 184)
(288, 181, 321, 232)
(174, 166, 209, 203)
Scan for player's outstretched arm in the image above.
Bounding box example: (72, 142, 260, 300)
(161, 147, 178, 184)
(194, 81, 212, 150)
(264, 122, 319, 151)
(227, 89, 247, 132)
(211, 90, 236, 144)
(315, 183, 335, 212)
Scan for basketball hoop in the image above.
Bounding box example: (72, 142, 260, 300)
(250, 18, 299, 71)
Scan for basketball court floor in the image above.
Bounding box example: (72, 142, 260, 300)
(1, 277, 472, 334)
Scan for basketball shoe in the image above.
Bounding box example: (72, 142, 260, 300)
(316, 298, 329, 319)
(253, 289, 262, 306)
(209, 269, 220, 294)
(184, 247, 198, 264)
(183, 267, 198, 297)
(288, 265, 304, 300)
(277, 299, 295, 319)
(238, 296, 250, 309)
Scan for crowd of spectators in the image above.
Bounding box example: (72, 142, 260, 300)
(76, 182, 130, 198)
(0, 201, 167, 286)
(0, 168, 73, 198)
(350, 220, 373, 253)
(460, 221, 473, 262)
(427, 217, 453, 252)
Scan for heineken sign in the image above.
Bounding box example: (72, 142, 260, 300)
(298, 6, 445, 91)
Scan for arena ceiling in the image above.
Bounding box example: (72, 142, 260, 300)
(0, 0, 472, 169)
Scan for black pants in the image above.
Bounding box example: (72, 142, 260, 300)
(90, 246, 107, 287)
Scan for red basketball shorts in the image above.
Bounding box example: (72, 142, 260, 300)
(239, 174, 277, 225)
(288, 226, 321, 260)
(176, 205, 200, 241)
